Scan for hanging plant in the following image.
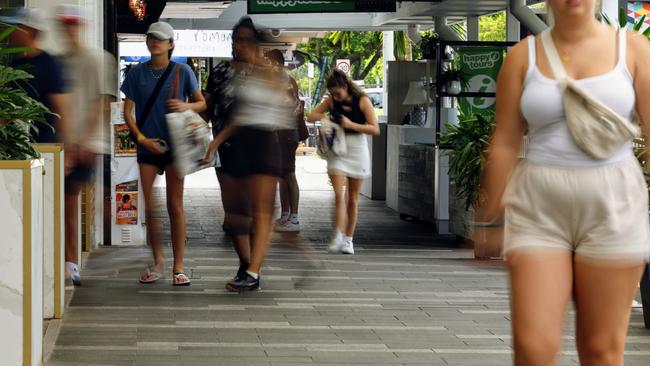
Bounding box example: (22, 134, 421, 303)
(439, 63, 470, 95)
(418, 31, 439, 60)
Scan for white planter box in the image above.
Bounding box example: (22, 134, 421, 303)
(0, 159, 44, 366)
(36, 144, 65, 320)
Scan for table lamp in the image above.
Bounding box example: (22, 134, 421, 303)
(402, 80, 432, 127)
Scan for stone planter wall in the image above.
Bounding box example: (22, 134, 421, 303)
(0, 159, 44, 366)
(37, 144, 65, 320)
(398, 144, 435, 222)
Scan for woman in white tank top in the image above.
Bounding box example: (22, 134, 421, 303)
(474, 0, 650, 364)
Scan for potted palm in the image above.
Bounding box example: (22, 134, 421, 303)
(439, 112, 496, 258)
(0, 25, 52, 366)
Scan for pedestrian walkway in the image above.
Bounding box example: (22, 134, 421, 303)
(47, 157, 650, 365)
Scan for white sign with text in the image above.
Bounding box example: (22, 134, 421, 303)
(120, 30, 233, 58)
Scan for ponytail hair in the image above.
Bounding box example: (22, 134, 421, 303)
(326, 68, 366, 99)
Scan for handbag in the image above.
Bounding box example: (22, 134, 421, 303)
(165, 65, 214, 177)
(297, 100, 309, 142)
(540, 29, 640, 160)
(317, 118, 347, 159)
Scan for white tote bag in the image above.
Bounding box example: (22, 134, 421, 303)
(317, 118, 347, 159)
(166, 110, 213, 177)
(165, 65, 213, 177)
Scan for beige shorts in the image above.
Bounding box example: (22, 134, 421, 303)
(503, 158, 650, 262)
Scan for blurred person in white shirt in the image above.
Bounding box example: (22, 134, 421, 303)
(56, 4, 117, 286)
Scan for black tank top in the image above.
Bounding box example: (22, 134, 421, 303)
(330, 94, 367, 134)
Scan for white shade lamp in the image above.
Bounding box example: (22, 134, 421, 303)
(402, 81, 433, 127)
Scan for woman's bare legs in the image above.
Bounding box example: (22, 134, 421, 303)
(329, 173, 347, 233)
(138, 164, 165, 279)
(163, 165, 186, 274)
(220, 172, 252, 268)
(247, 174, 277, 274)
(574, 257, 645, 366)
(508, 249, 574, 366)
(345, 177, 362, 237)
(278, 177, 290, 216)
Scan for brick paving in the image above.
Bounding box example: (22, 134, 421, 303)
(47, 157, 650, 365)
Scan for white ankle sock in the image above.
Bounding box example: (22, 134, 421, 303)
(246, 271, 259, 279)
(280, 212, 290, 220)
(334, 230, 343, 240)
(343, 236, 353, 244)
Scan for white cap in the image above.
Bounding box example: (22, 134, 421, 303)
(0, 7, 46, 32)
(55, 4, 85, 24)
(146, 22, 174, 40)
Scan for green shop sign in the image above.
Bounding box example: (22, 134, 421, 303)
(248, 0, 395, 14)
(457, 46, 504, 117)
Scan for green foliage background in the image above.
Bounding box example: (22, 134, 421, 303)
(0, 26, 52, 160)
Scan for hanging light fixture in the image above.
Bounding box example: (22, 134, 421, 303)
(129, 0, 147, 21)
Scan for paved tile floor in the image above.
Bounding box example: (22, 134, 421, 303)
(48, 157, 650, 365)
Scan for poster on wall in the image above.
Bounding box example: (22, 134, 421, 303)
(114, 124, 136, 156)
(457, 47, 504, 117)
(628, 2, 650, 32)
(111, 101, 125, 124)
(115, 180, 138, 225)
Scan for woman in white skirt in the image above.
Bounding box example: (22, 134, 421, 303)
(475, 0, 650, 364)
(308, 69, 380, 254)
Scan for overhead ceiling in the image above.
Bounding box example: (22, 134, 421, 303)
(159, 1, 233, 19)
(161, 0, 545, 33)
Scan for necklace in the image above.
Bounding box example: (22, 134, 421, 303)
(549, 32, 571, 63)
(147, 61, 166, 79)
(556, 46, 571, 63)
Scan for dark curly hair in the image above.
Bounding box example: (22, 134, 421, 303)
(232, 16, 263, 44)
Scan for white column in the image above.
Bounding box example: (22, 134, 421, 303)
(382, 31, 395, 121)
(601, 0, 621, 25)
(506, 7, 521, 41)
(467, 17, 479, 41)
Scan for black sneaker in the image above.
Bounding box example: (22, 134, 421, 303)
(233, 262, 248, 282)
(225, 272, 260, 292)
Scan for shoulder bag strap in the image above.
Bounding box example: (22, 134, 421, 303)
(136, 61, 176, 131)
(168, 64, 181, 101)
(540, 29, 569, 84)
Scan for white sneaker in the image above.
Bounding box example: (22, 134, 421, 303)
(275, 217, 288, 227)
(276, 220, 300, 232)
(327, 234, 343, 253)
(341, 239, 355, 255)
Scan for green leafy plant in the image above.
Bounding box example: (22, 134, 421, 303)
(0, 25, 51, 160)
(418, 31, 439, 60)
(602, 8, 650, 39)
(439, 112, 495, 210)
